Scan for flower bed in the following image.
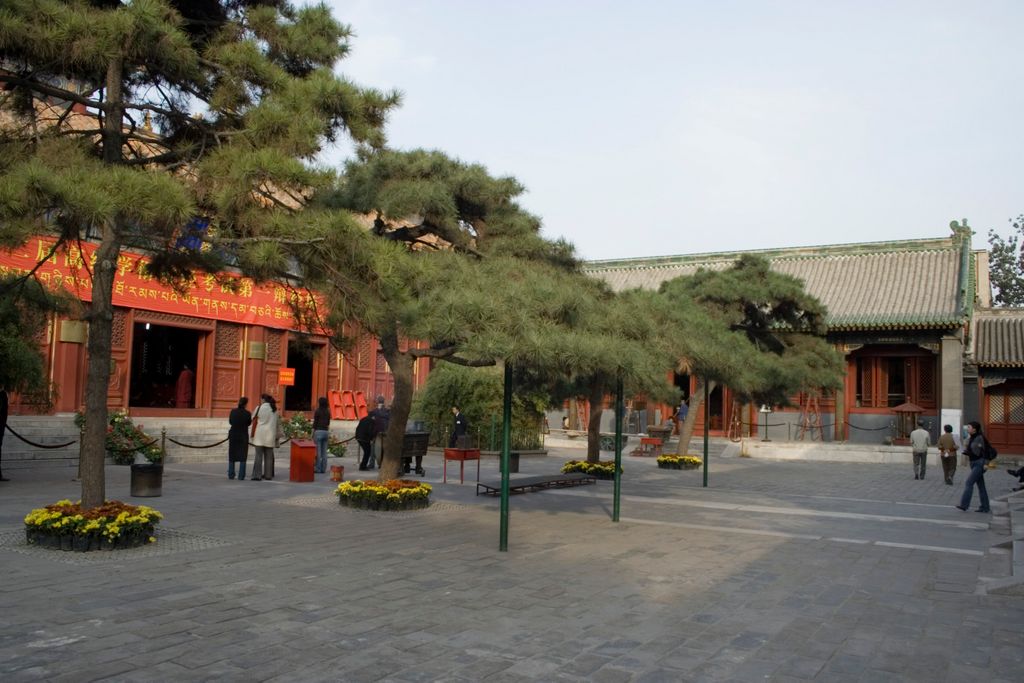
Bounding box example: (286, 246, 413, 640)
(336, 480, 431, 511)
(24, 500, 162, 552)
(75, 410, 162, 465)
(561, 460, 620, 480)
(657, 455, 702, 470)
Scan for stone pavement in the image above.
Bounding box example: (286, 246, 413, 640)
(1, 446, 1022, 682)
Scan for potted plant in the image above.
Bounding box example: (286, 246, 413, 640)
(657, 454, 702, 470)
(561, 459, 621, 480)
(336, 479, 432, 511)
(25, 499, 163, 552)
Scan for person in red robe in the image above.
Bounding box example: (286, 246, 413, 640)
(176, 365, 194, 408)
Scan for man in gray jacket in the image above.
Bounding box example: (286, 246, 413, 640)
(910, 419, 930, 480)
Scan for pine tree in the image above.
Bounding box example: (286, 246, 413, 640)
(302, 149, 644, 479)
(0, 0, 397, 506)
(658, 255, 845, 455)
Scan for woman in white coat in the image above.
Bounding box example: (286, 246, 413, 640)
(250, 394, 280, 481)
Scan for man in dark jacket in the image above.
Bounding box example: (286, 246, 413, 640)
(449, 405, 469, 448)
(355, 414, 376, 471)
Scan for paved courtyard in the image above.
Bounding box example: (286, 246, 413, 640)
(1, 446, 1022, 682)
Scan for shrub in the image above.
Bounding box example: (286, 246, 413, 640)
(74, 410, 162, 464)
(656, 455, 702, 470)
(336, 479, 431, 511)
(281, 413, 313, 440)
(24, 499, 162, 551)
(327, 436, 346, 458)
(561, 459, 620, 480)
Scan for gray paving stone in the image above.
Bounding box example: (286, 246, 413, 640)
(1, 453, 1022, 682)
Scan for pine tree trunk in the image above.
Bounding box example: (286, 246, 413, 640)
(81, 58, 125, 509)
(586, 382, 604, 462)
(676, 377, 716, 456)
(377, 330, 414, 482)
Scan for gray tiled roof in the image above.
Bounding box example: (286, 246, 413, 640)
(585, 238, 967, 330)
(975, 312, 1024, 367)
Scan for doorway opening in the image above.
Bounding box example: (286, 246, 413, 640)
(129, 323, 201, 408)
(673, 372, 691, 402)
(284, 343, 317, 412)
(707, 384, 725, 431)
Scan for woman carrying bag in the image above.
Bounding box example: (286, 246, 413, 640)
(956, 421, 992, 513)
(250, 394, 281, 481)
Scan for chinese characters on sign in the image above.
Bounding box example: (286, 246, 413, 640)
(0, 237, 323, 331)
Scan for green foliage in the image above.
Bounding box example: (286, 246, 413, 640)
(658, 255, 844, 407)
(281, 413, 313, 440)
(411, 364, 547, 449)
(74, 410, 162, 464)
(0, 274, 67, 405)
(327, 436, 346, 458)
(988, 215, 1024, 306)
(0, 0, 399, 504)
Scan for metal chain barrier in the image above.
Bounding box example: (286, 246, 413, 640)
(4, 423, 77, 449)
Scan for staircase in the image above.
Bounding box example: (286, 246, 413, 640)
(3, 416, 357, 468)
(3, 415, 80, 469)
(982, 488, 1024, 595)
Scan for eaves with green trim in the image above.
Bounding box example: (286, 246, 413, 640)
(584, 236, 969, 332)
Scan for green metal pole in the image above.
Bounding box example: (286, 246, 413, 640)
(613, 377, 623, 522)
(490, 414, 497, 451)
(703, 378, 709, 488)
(499, 362, 512, 551)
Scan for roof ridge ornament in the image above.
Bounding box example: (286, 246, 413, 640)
(949, 218, 972, 245)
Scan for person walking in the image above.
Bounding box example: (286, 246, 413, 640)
(676, 398, 689, 436)
(937, 424, 958, 485)
(312, 396, 331, 474)
(909, 419, 930, 480)
(449, 405, 469, 448)
(355, 413, 376, 471)
(250, 394, 280, 481)
(369, 396, 390, 468)
(227, 397, 252, 480)
(956, 421, 992, 513)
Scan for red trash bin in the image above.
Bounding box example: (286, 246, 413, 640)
(290, 439, 316, 482)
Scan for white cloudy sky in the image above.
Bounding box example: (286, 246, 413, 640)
(321, 0, 1023, 261)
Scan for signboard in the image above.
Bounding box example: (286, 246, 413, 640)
(0, 236, 323, 332)
(279, 368, 296, 386)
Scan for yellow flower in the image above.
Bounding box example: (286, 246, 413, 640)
(148, 536, 156, 543)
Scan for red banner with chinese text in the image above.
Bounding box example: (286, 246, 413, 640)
(0, 236, 323, 331)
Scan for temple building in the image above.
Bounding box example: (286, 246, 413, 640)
(583, 223, 1023, 454)
(0, 235, 427, 418)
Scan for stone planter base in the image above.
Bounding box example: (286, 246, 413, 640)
(338, 495, 431, 511)
(26, 527, 154, 552)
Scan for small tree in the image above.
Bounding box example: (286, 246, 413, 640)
(988, 214, 1024, 306)
(0, 274, 66, 405)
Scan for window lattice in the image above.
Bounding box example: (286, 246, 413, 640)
(358, 335, 372, 370)
(111, 309, 127, 349)
(215, 323, 242, 358)
(1009, 391, 1024, 424)
(991, 392, 1006, 423)
(917, 359, 936, 404)
(266, 330, 283, 362)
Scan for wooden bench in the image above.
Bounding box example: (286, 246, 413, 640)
(476, 473, 597, 496)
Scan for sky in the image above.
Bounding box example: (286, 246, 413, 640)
(322, 0, 1024, 261)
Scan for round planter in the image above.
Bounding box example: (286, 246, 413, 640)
(130, 463, 163, 497)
